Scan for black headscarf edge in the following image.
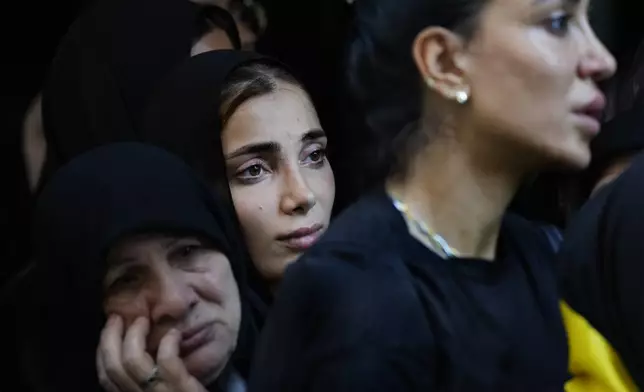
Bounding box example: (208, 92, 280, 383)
(31, 143, 254, 391)
(142, 50, 294, 310)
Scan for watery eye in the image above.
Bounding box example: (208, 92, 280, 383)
(303, 148, 327, 165)
(244, 164, 264, 177)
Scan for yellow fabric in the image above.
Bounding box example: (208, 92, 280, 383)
(562, 301, 637, 392)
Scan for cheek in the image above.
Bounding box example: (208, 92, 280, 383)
(103, 295, 148, 325)
(307, 166, 336, 212)
(230, 186, 276, 244)
(471, 35, 576, 131)
(193, 263, 240, 310)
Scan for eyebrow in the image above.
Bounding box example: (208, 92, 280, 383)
(107, 237, 182, 267)
(226, 128, 327, 159)
(107, 254, 137, 269)
(533, 0, 580, 6)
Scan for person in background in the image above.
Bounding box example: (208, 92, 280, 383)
(558, 48, 644, 389)
(27, 0, 265, 193)
(27, 143, 255, 392)
(559, 145, 644, 390)
(6, 5, 262, 390)
(142, 50, 335, 321)
(248, 0, 615, 389)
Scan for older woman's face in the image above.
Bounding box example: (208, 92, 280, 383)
(457, 0, 616, 170)
(102, 234, 241, 382)
(222, 82, 335, 291)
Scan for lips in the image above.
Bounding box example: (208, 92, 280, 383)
(573, 92, 606, 135)
(277, 224, 324, 251)
(180, 323, 213, 357)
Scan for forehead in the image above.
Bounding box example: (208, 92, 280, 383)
(221, 83, 321, 151)
(484, 0, 586, 15)
(107, 233, 199, 258)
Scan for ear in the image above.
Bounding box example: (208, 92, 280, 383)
(412, 27, 470, 102)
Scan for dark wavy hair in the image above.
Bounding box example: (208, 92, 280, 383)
(347, 0, 489, 180)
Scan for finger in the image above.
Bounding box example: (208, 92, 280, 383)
(99, 315, 143, 392)
(97, 346, 120, 392)
(157, 330, 209, 392)
(122, 317, 157, 384)
(157, 329, 191, 386)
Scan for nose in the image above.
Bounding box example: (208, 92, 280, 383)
(279, 167, 316, 215)
(578, 30, 617, 81)
(149, 270, 197, 325)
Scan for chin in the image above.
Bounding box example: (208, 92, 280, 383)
(183, 340, 235, 384)
(543, 142, 592, 171)
(562, 151, 591, 171)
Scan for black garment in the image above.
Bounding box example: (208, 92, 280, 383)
(559, 151, 644, 388)
(142, 50, 261, 188)
(142, 50, 285, 323)
(29, 143, 254, 392)
(39, 0, 240, 189)
(249, 188, 568, 391)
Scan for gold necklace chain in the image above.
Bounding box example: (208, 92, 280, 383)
(390, 197, 460, 259)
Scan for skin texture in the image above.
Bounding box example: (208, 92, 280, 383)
(389, 0, 616, 259)
(98, 234, 240, 391)
(222, 82, 335, 291)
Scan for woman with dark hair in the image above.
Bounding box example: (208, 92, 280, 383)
(29, 143, 255, 392)
(141, 50, 335, 321)
(248, 0, 615, 390)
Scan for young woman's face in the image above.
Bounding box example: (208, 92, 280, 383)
(102, 234, 241, 382)
(458, 0, 616, 170)
(222, 82, 335, 290)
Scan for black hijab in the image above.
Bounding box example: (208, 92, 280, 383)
(30, 143, 254, 392)
(142, 50, 280, 320)
(559, 151, 644, 388)
(39, 0, 240, 188)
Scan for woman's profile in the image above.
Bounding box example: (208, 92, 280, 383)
(248, 0, 615, 389)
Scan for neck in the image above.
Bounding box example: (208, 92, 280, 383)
(387, 133, 528, 260)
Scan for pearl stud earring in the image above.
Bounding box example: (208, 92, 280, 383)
(455, 90, 469, 104)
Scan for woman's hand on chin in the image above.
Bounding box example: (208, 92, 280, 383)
(97, 315, 209, 392)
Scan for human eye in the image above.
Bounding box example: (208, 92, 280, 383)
(301, 145, 327, 167)
(542, 11, 573, 36)
(106, 269, 143, 293)
(235, 160, 271, 184)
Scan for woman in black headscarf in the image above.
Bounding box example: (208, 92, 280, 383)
(36, 0, 259, 190)
(141, 50, 335, 321)
(28, 143, 254, 392)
